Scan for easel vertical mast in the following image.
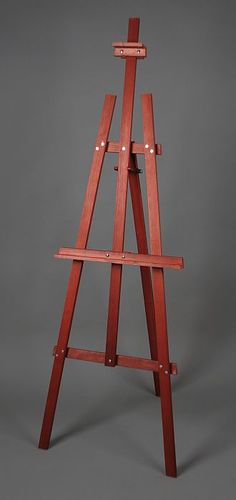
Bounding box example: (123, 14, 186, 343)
(105, 18, 139, 366)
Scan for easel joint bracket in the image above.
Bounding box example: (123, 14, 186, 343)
(113, 42, 147, 59)
(53, 346, 68, 359)
(106, 141, 163, 155)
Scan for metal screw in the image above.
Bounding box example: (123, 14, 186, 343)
(137, 49, 140, 53)
(120, 50, 123, 54)
(106, 253, 109, 257)
(150, 148, 154, 154)
(159, 364, 163, 369)
(145, 144, 149, 149)
(165, 370, 168, 375)
(108, 358, 112, 363)
(122, 146, 126, 151)
(95, 146, 99, 151)
(101, 140, 105, 146)
(122, 255, 125, 258)
(61, 349, 64, 353)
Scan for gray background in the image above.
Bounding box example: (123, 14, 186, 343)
(0, 0, 235, 498)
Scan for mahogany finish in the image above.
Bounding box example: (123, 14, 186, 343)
(38, 94, 116, 449)
(106, 141, 163, 155)
(38, 18, 183, 478)
(104, 18, 140, 367)
(55, 247, 183, 270)
(128, 153, 160, 395)
(53, 346, 178, 375)
(142, 93, 177, 477)
(113, 46, 147, 58)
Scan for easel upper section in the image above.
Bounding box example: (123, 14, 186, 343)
(112, 17, 146, 59)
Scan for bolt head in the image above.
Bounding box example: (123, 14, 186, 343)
(101, 140, 105, 146)
(145, 144, 149, 149)
(106, 253, 109, 257)
(108, 358, 112, 363)
(120, 50, 123, 54)
(159, 364, 163, 369)
(95, 146, 99, 151)
(150, 148, 154, 154)
(122, 146, 126, 151)
(165, 370, 168, 375)
(137, 49, 140, 53)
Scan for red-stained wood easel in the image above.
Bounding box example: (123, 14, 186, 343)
(38, 18, 184, 478)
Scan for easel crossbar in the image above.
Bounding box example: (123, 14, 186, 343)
(113, 47, 147, 58)
(53, 346, 178, 375)
(106, 141, 162, 155)
(55, 247, 184, 270)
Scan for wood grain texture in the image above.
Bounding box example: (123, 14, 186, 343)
(114, 47, 146, 58)
(106, 141, 162, 155)
(105, 18, 140, 367)
(39, 18, 182, 479)
(38, 94, 116, 450)
(128, 153, 160, 395)
(55, 247, 184, 269)
(53, 346, 178, 375)
(142, 93, 177, 477)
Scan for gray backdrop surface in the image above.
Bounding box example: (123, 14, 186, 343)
(0, 0, 235, 498)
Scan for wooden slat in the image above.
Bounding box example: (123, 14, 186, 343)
(55, 247, 184, 270)
(106, 141, 162, 155)
(142, 93, 177, 477)
(53, 346, 177, 375)
(114, 47, 146, 58)
(38, 94, 116, 450)
(105, 18, 140, 367)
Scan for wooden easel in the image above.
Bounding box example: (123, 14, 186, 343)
(38, 17, 184, 478)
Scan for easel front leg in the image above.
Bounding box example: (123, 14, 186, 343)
(152, 269, 177, 477)
(128, 153, 160, 396)
(142, 93, 177, 477)
(38, 261, 83, 449)
(38, 94, 116, 449)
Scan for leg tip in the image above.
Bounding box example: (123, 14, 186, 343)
(166, 467, 177, 478)
(38, 438, 50, 450)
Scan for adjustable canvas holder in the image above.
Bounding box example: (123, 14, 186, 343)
(38, 18, 184, 478)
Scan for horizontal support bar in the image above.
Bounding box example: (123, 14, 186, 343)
(106, 141, 162, 155)
(53, 346, 178, 375)
(114, 165, 143, 173)
(113, 46, 147, 58)
(55, 248, 184, 270)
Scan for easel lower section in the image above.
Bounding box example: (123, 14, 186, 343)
(53, 345, 178, 375)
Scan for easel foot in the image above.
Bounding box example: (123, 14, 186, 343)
(38, 441, 49, 450)
(166, 465, 177, 478)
